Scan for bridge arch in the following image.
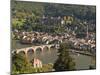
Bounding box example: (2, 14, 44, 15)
(16, 50, 26, 56)
(27, 48, 34, 54)
(26, 48, 35, 60)
(42, 46, 49, 52)
(27, 48, 35, 53)
(35, 46, 43, 54)
(48, 45, 54, 50)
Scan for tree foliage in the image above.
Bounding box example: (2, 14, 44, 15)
(12, 53, 54, 74)
(53, 43, 75, 71)
(11, 0, 96, 33)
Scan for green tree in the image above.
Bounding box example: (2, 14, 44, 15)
(12, 53, 26, 74)
(12, 53, 53, 74)
(12, 53, 35, 74)
(53, 43, 75, 71)
(12, 18, 25, 30)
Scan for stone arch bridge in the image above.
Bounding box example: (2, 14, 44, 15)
(12, 44, 55, 55)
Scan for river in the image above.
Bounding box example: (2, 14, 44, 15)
(12, 40, 95, 70)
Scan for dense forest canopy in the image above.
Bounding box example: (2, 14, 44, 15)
(11, 0, 96, 33)
(12, 1, 96, 19)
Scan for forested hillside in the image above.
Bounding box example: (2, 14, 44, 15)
(11, 0, 96, 34)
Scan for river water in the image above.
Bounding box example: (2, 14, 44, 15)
(12, 40, 95, 70)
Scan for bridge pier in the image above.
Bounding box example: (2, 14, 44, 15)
(48, 46, 51, 52)
(24, 48, 29, 64)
